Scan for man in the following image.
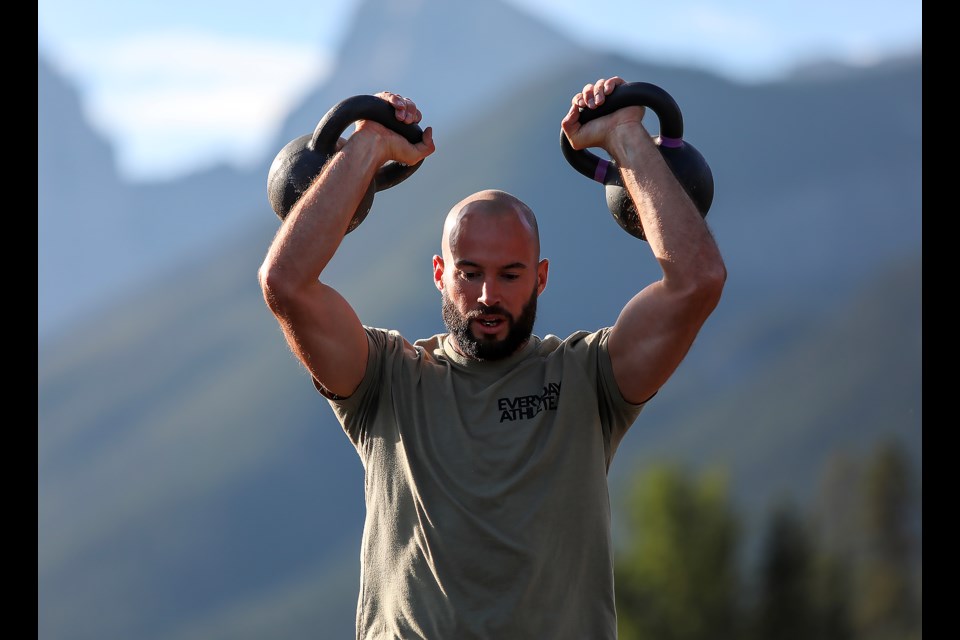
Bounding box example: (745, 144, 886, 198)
(259, 76, 726, 639)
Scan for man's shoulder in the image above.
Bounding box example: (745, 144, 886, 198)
(362, 326, 444, 358)
(536, 328, 612, 353)
(412, 332, 447, 353)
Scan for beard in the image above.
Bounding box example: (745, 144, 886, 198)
(441, 287, 538, 361)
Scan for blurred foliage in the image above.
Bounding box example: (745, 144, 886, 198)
(851, 440, 922, 639)
(615, 464, 742, 640)
(751, 501, 853, 640)
(615, 437, 921, 640)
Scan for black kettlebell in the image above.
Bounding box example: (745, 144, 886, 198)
(267, 94, 425, 233)
(560, 82, 714, 241)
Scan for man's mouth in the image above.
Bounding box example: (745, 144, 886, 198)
(473, 314, 506, 333)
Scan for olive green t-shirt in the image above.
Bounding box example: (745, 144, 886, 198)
(326, 326, 646, 639)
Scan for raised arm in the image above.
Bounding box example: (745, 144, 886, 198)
(561, 77, 726, 404)
(258, 93, 436, 398)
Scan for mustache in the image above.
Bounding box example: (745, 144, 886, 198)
(465, 304, 510, 319)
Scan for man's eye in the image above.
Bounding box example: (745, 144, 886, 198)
(462, 272, 480, 280)
(502, 273, 520, 281)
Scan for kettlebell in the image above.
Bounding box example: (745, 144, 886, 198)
(267, 94, 425, 233)
(560, 82, 714, 241)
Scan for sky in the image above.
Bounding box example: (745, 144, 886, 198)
(37, 0, 922, 182)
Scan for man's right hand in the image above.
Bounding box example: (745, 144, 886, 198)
(352, 92, 436, 167)
(560, 77, 646, 155)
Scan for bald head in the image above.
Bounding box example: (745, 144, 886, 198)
(433, 189, 548, 360)
(441, 189, 540, 259)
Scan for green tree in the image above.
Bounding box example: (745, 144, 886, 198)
(812, 451, 861, 563)
(615, 463, 742, 640)
(751, 501, 815, 640)
(809, 450, 859, 640)
(809, 553, 855, 640)
(751, 500, 853, 640)
(811, 439, 921, 640)
(853, 439, 921, 640)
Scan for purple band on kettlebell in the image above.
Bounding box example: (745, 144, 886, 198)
(659, 136, 684, 148)
(594, 159, 609, 183)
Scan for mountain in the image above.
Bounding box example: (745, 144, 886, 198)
(38, 56, 133, 337)
(38, 1, 922, 638)
(38, 54, 266, 340)
(37, 0, 923, 342)
(272, 0, 587, 149)
(36, 0, 588, 341)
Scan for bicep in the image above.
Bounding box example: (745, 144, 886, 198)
(272, 281, 369, 399)
(608, 281, 718, 404)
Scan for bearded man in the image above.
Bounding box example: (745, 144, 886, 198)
(259, 76, 726, 639)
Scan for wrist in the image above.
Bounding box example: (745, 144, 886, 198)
(342, 126, 394, 171)
(606, 123, 656, 166)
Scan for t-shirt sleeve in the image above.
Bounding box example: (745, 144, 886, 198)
(593, 327, 650, 454)
(318, 327, 392, 448)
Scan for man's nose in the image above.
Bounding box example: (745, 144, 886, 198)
(478, 278, 501, 307)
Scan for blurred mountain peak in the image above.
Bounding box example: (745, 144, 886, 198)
(785, 48, 922, 82)
(272, 0, 590, 149)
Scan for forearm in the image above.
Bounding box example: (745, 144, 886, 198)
(608, 127, 725, 288)
(257, 132, 384, 398)
(606, 123, 725, 402)
(260, 131, 384, 292)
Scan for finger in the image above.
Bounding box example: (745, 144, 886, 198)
(378, 92, 407, 121)
(407, 126, 435, 162)
(379, 91, 402, 109)
(421, 126, 435, 152)
(561, 103, 580, 131)
(406, 100, 422, 125)
(399, 96, 423, 124)
(592, 79, 606, 107)
(581, 82, 597, 108)
(396, 95, 411, 122)
(605, 76, 625, 94)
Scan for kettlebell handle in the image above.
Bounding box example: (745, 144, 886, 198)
(561, 82, 685, 181)
(310, 94, 425, 191)
(266, 94, 425, 231)
(559, 81, 714, 240)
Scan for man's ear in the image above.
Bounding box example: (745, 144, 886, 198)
(536, 258, 549, 296)
(433, 255, 445, 292)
